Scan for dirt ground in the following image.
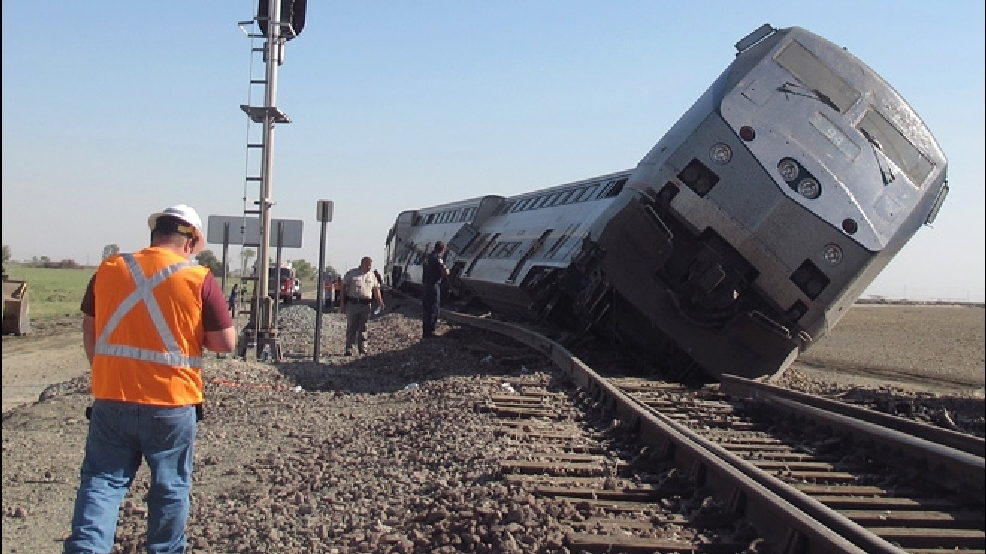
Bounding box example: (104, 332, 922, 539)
(1, 303, 983, 554)
(793, 304, 985, 393)
(4, 304, 983, 413)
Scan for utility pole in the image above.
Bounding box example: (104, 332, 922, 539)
(237, 0, 306, 361)
(254, 0, 283, 360)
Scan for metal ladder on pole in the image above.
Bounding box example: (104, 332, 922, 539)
(236, 10, 292, 360)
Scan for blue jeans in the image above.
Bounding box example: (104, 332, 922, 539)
(64, 400, 198, 554)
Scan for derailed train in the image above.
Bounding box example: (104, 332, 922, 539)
(383, 24, 948, 382)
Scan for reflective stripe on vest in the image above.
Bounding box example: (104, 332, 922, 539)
(93, 253, 204, 369)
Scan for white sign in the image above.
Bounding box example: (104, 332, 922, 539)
(206, 216, 304, 248)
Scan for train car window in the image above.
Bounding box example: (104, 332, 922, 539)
(774, 40, 859, 113)
(581, 184, 600, 201)
(532, 196, 548, 210)
(490, 241, 521, 258)
(424, 214, 435, 225)
(558, 189, 574, 204)
(490, 242, 515, 258)
(600, 178, 627, 198)
(547, 225, 574, 257)
(857, 109, 933, 187)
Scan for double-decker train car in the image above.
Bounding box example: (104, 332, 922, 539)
(384, 24, 948, 382)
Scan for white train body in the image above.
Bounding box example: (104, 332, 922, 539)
(384, 25, 948, 381)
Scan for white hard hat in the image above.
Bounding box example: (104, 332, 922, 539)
(148, 204, 206, 254)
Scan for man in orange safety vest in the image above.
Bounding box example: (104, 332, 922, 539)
(63, 204, 237, 554)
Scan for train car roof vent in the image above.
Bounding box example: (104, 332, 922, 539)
(735, 24, 775, 54)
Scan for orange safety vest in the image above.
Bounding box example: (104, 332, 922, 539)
(91, 247, 210, 406)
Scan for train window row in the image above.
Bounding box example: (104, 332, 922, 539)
(492, 177, 627, 216)
(414, 206, 478, 227)
(488, 241, 523, 258)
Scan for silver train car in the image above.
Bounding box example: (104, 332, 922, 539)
(384, 24, 948, 382)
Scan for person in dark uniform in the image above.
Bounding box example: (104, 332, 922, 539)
(421, 241, 448, 338)
(228, 283, 239, 317)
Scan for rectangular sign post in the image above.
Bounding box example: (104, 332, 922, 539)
(313, 200, 333, 362)
(206, 215, 303, 247)
(206, 215, 303, 362)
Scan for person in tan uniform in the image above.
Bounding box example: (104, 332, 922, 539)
(340, 256, 384, 356)
(64, 204, 237, 554)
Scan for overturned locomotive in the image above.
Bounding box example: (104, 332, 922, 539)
(384, 24, 948, 382)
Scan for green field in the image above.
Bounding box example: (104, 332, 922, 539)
(4, 265, 95, 320)
(3, 265, 327, 321)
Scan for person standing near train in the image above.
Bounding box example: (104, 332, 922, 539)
(63, 204, 237, 554)
(228, 282, 239, 318)
(421, 241, 449, 339)
(340, 256, 384, 356)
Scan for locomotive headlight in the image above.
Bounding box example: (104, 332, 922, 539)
(709, 143, 732, 164)
(822, 244, 843, 266)
(777, 158, 800, 182)
(796, 177, 821, 199)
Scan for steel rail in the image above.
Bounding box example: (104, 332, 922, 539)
(447, 311, 895, 554)
(719, 375, 985, 502)
(721, 374, 985, 457)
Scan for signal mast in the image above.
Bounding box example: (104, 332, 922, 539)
(237, 0, 306, 360)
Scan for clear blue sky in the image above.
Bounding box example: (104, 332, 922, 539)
(3, 1, 984, 302)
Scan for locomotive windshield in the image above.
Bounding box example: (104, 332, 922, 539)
(774, 40, 860, 113)
(857, 109, 934, 187)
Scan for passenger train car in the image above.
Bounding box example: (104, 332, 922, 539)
(384, 24, 948, 382)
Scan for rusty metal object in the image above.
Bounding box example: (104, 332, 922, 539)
(2, 278, 30, 336)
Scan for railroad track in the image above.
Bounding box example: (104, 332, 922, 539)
(447, 310, 986, 554)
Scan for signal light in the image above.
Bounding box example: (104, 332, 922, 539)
(257, 0, 307, 40)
